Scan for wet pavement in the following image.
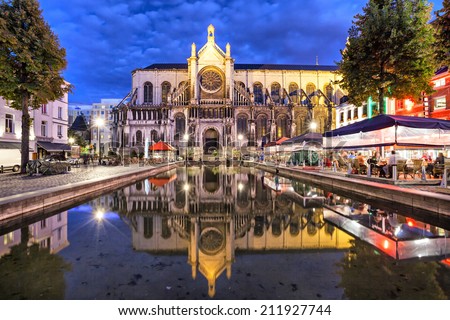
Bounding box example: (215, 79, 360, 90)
(0, 163, 159, 199)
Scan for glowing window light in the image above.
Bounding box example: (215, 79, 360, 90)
(405, 99, 414, 111)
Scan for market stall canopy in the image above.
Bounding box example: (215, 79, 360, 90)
(324, 114, 450, 149)
(149, 141, 176, 151)
(264, 137, 290, 148)
(37, 141, 71, 152)
(281, 132, 323, 146)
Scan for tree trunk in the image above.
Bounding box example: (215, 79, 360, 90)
(378, 87, 384, 115)
(20, 94, 30, 174)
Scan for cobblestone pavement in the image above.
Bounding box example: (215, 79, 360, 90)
(1, 162, 449, 200)
(0, 164, 159, 199)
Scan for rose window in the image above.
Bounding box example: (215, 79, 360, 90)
(200, 70, 222, 93)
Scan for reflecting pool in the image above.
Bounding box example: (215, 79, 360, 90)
(0, 165, 449, 299)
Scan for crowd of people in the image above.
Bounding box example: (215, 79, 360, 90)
(326, 149, 448, 179)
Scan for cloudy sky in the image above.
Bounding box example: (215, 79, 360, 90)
(38, 0, 444, 105)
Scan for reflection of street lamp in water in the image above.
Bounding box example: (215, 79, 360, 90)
(95, 118, 105, 165)
(238, 134, 243, 162)
(183, 133, 189, 165)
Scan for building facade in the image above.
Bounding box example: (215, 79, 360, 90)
(113, 25, 346, 159)
(0, 91, 70, 162)
(91, 99, 121, 156)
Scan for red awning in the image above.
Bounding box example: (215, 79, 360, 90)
(264, 137, 289, 148)
(148, 175, 176, 187)
(149, 141, 176, 151)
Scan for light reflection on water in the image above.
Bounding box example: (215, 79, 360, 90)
(0, 165, 449, 299)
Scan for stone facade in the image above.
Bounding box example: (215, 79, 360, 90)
(113, 25, 346, 158)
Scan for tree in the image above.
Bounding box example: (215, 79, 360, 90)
(434, 0, 450, 66)
(337, 0, 435, 114)
(0, 0, 71, 173)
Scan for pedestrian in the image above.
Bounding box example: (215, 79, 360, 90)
(421, 158, 428, 180)
(274, 175, 279, 191)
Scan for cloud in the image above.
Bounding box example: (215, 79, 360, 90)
(37, 0, 437, 104)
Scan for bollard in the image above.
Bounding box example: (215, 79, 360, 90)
(392, 164, 397, 181)
(332, 162, 337, 172)
(347, 163, 352, 174)
(440, 168, 448, 188)
(367, 165, 371, 177)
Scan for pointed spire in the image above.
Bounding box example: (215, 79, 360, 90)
(191, 42, 196, 57)
(226, 42, 231, 57)
(207, 24, 215, 43)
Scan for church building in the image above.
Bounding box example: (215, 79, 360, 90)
(112, 25, 345, 159)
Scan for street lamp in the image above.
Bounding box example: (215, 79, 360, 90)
(95, 118, 105, 165)
(238, 134, 243, 163)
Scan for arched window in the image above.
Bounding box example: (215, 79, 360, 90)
(276, 115, 288, 138)
(271, 82, 281, 104)
(143, 82, 153, 104)
(175, 114, 185, 141)
(324, 83, 333, 102)
(253, 83, 264, 104)
(237, 114, 248, 135)
(256, 115, 268, 139)
(143, 217, 153, 239)
(150, 130, 158, 142)
(136, 130, 143, 145)
(306, 83, 316, 96)
(306, 82, 317, 104)
(289, 83, 299, 103)
(161, 81, 171, 103)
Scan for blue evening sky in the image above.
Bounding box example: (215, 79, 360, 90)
(37, 0, 444, 105)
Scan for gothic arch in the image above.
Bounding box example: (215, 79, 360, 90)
(161, 81, 171, 103)
(253, 82, 264, 104)
(276, 114, 289, 139)
(143, 82, 153, 104)
(202, 126, 220, 154)
(289, 82, 299, 104)
(271, 82, 281, 104)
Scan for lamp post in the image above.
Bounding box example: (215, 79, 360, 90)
(96, 118, 105, 165)
(238, 134, 243, 163)
(309, 121, 317, 167)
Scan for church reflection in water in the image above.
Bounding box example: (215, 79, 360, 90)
(106, 165, 353, 297)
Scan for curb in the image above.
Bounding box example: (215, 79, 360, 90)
(0, 163, 179, 222)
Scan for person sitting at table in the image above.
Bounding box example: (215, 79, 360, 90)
(355, 152, 367, 174)
(432, 152, 446, 178)
(435, 152, 445, 165)
(367, 152, 379, 172)
(376, 158, 388, 177)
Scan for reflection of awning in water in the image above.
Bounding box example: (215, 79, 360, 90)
(0, 141, 21, 149)
(148, 175, 176, 187)
(37, 141, 71, 152)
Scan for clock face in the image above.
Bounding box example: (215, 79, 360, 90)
(200, 70, 222, 93)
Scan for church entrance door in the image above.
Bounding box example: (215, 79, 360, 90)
(203, 128, 219, 155)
